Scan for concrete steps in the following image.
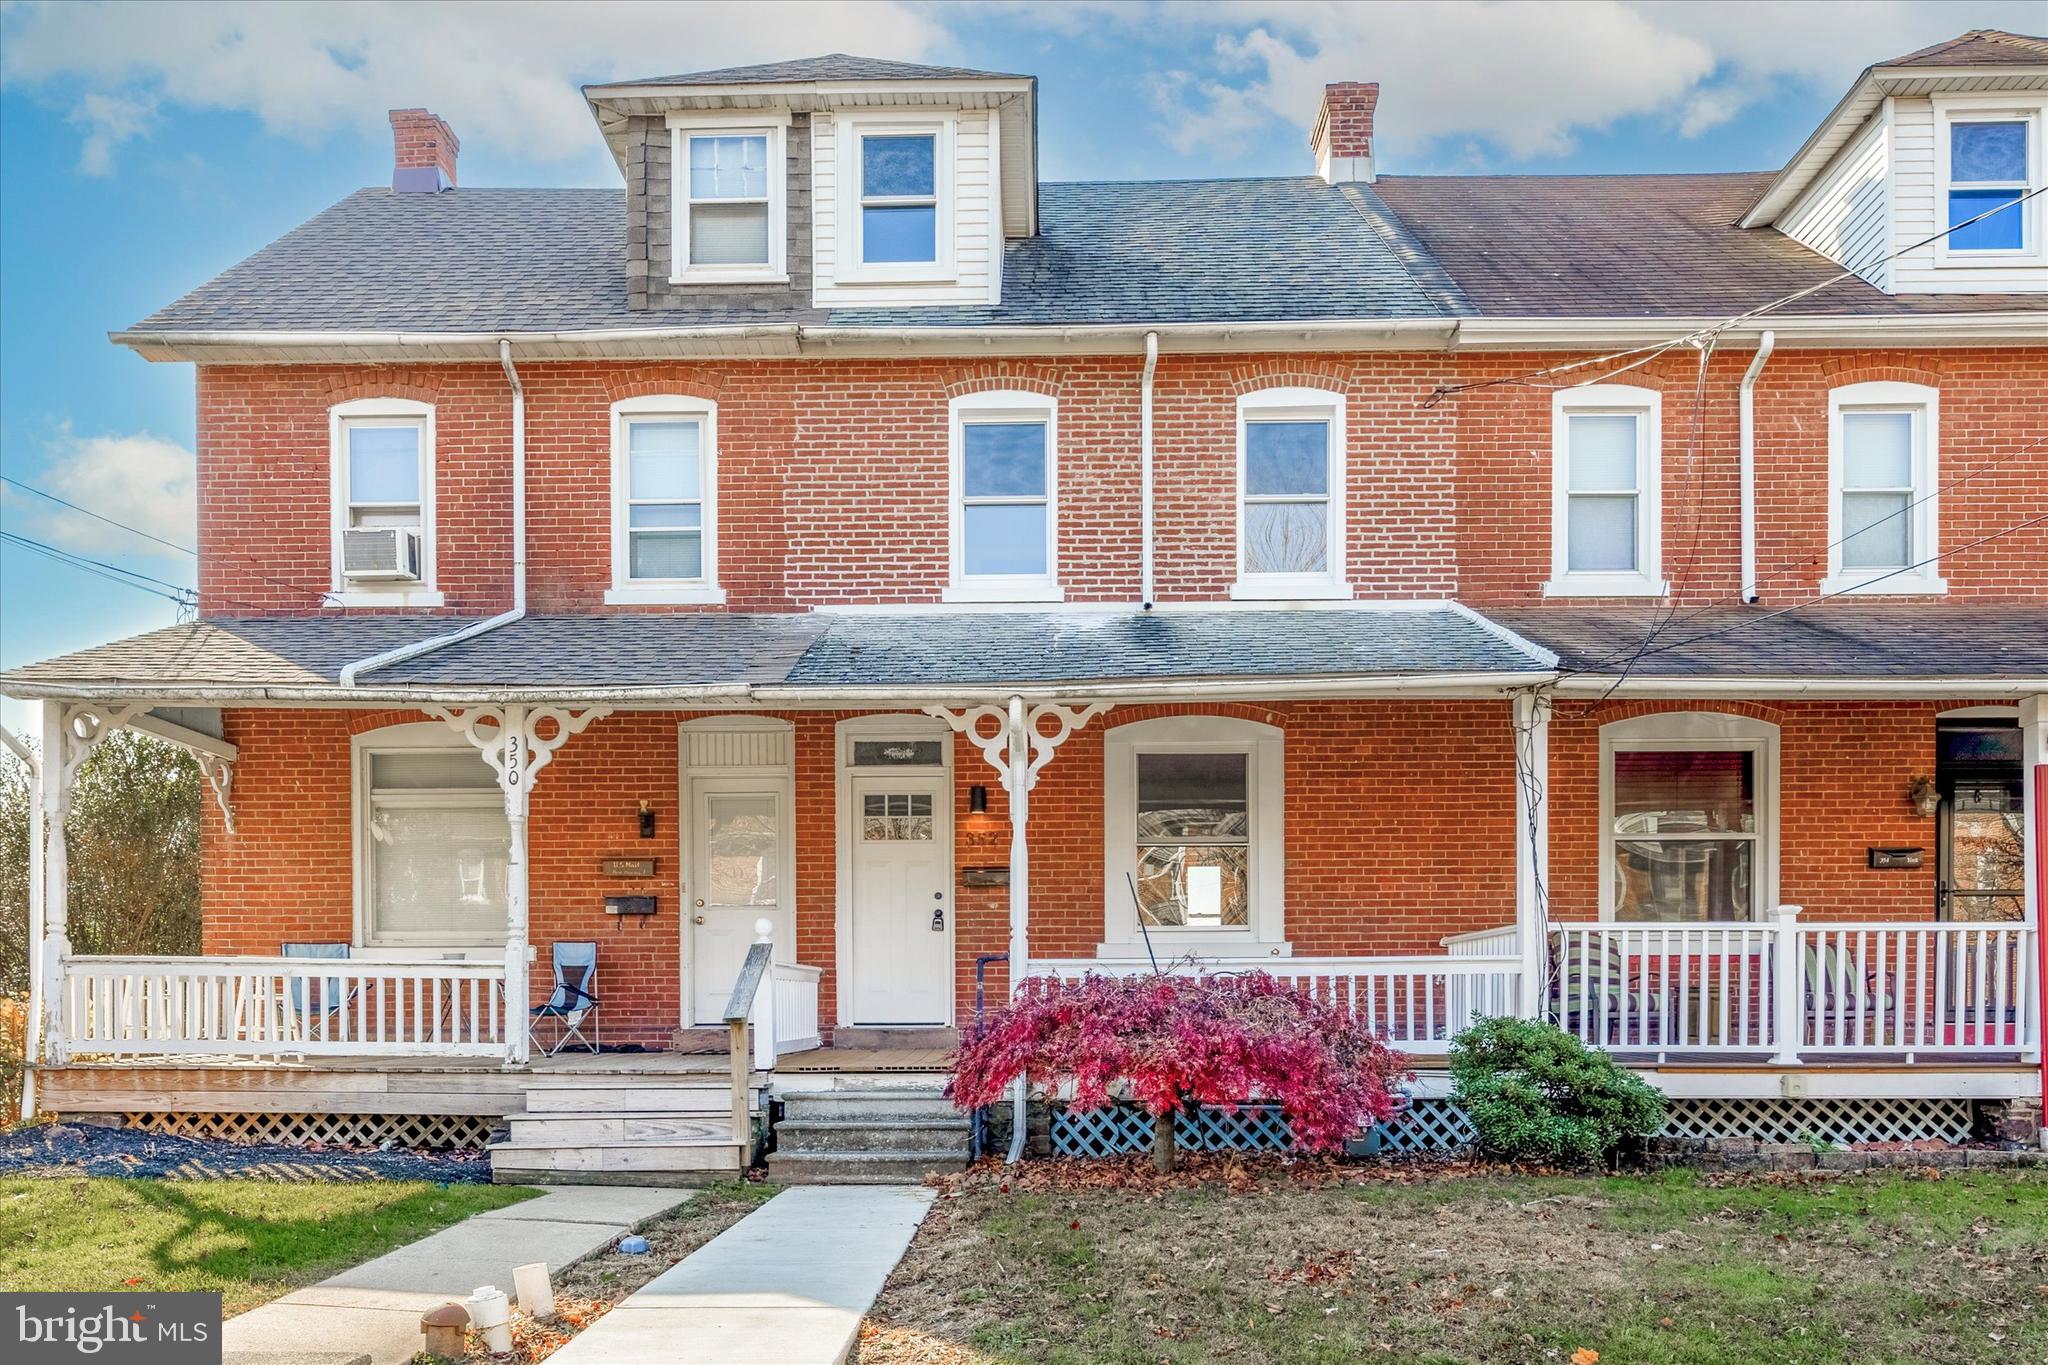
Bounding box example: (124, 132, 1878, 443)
(766, 1087, 969, 1184)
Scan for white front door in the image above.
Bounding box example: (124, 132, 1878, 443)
(689, 779, 788, 1025)
(848, 773, 953, 1025)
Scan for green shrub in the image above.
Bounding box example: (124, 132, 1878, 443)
(1449, 1017, 1666, 1166)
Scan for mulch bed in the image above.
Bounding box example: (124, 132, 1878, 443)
(0, 1120, 492, 1183)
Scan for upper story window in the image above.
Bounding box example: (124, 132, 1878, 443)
(1546, 384, 1664, 598)
(329, 397, 439, 608)
(1232, 387, 1349, 600)
(1824, 381, 1943, 596)
(838, 114, 955, 282)
(669, 114, 787, 284)
(1938, 100, 2041, 262)
(946, 391, 1059, 603)
(607, 394, 725, 606)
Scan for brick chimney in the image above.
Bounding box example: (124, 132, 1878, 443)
(1311, 82, 1377, 184)
(389, 108, 459, 192)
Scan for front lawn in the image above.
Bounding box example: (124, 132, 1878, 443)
(861, 1161, 2048, 1364)
(0, 1176, 534, 1315)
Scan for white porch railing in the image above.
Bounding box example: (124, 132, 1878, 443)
(1028, 954, 1523, 1057)
(770, 961, 824, 1056)
(1546, 910, 2040, 1063)
(59, 955, 511, 1061)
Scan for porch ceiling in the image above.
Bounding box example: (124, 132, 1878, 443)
(1497, 604, 2048, 680)
(0, 605, 1546, 702)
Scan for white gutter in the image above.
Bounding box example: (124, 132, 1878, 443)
(1738, 330, 1776, 604)
(0, 722, 41, 1120)
(1139, 330, 1159, 609)
(337, 339, 530, 687)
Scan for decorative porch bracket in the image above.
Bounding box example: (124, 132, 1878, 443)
(927, 699, 1110, 1161)
(126, 711, 241, 835)
(37, 701, 146, 1064)
(424, 703, 611, 1066)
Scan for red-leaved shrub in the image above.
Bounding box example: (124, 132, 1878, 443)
(949, 971, 1410, 1153)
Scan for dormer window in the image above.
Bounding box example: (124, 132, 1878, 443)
(837, 114, 956, 282)
(1935, 98, 2043, 265)
(667, 114, 787, 284)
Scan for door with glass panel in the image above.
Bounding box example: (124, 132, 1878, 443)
(848, 773, 952, 1025)
(688, 779, 788, 1024)
(1936, 721, 2025, 923)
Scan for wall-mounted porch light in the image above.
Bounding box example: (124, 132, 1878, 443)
(638, 799, 657, 838)
(968, 784, 988, 814)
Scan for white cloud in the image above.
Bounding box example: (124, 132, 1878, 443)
(4, 429, 197, 560)
(67, 90, 156, 175)
(0, 0, 947, 172)
(1129, 0, 2047, 166)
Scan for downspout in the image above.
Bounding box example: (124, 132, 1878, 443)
(1738, 330, 1775, 603)
(339, 338, 529, 686)
(1139, 331, 1159, 610)
(1, 723, 41, 1121)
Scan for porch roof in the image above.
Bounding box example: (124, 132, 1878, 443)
(0, 605, 1547, 700)
(1495, 605, 2048, 680)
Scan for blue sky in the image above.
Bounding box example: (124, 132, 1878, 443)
(1, 0, 2040, 732)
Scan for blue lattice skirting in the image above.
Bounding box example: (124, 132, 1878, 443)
(1048, 1098, 1477, 1157)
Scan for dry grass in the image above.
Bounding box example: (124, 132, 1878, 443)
(859, 1157, 2048, 1365)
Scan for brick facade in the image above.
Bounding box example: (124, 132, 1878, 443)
(190, 347, 2047, 618)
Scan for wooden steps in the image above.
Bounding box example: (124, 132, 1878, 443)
(489, 1075, 757, 1185)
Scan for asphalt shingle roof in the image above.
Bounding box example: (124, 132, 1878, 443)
(1370, 172, 2048, 318)
(127, 178, 1459, 333)
(1493, 606, 2048, 679)
(604, 54, 1023, 86)
(0, 608, 1545, 694)
(1883, 29, 2048, 67)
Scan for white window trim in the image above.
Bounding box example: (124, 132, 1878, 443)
(1822, 381, 1944, 596)
(1230, 386, 1351, 601)
(943, 389, 1061, 604)
(1100, 715, 1289, 958)
(1931, 94, 2045, 269)
(1545, 383, 1667, 599)
(351, 722, 507, 950)
(605, 393, 726, 606)
(835, 112, 957, 284)
(1598, 711, 1779, 924)
(327, 396, 442, 610)
(667, 111, 791, 286)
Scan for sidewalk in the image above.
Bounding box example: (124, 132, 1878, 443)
(547, 1185, 934, 1365)
(223, 1185, 690, 1365)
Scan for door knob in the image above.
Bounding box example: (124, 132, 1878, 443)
(693, 914, 706, 925)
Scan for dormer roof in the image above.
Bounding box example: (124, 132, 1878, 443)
(583, 52, 1039, 236)
(1741, 29, 2048, 228)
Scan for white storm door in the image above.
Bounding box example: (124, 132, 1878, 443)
(848, 773, 953, 1025)
(689, 780, 788, 1025)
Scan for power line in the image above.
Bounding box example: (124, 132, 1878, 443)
(0, 530, 194, 595)
(0, 474, 197, 557)
(0, 531, 196, 612)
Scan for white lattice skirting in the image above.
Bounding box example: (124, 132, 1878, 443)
(1048, 1096, 1972, 1155)
(122, 1110, 496, 1151)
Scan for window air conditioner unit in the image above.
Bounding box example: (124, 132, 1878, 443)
(342, 527, 423, 581)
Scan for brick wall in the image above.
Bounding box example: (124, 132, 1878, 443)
(193, 347, 2045, 618)
(203, 699, 1520, 1041)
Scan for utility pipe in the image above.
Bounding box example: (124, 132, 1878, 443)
(0, 723, 41, 1121)
(1738, 330, 1776, 603)
(1139, 331, 1159, 609)
(339, 339, 530, 686)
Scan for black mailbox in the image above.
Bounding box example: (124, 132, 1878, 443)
(604, 895, 658, 916)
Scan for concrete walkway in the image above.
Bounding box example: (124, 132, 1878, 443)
(223, 1185, 690, 1365)
(548, 1185, 935, 1365)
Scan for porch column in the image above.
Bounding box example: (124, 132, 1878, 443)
(1511, 690, 1551, 1019)
(929, 698, 1109, 1161)
(425, 703, 609, 1067)
(2022, 697, 2046, 1119)
(34, 700, 144, 1066)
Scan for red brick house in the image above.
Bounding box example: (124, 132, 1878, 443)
(7, 33, 2046, 1178)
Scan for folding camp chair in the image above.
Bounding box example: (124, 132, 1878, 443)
(530, 941, 600, 1056)
(280, 942, 353, 1042)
